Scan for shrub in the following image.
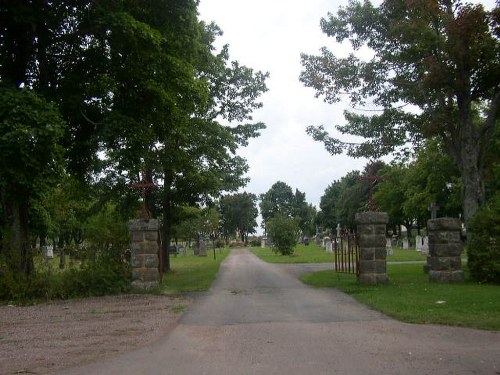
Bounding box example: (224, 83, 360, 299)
(468, 196, 500, 284)
(266, 214, 299, 255)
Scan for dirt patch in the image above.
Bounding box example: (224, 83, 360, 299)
(0, 294, 191, 374)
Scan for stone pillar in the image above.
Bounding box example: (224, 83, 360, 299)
(356, 211, 389, 285)
(128, 219, 160, 289)
(427, 218, 464, 282)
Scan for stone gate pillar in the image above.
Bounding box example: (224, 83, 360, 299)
(356, 211, 389, 285)
(427, 218, 464, 282)
(128, 218, 161, 289)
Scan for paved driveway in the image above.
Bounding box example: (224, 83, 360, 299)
(59, 249, 500, 375)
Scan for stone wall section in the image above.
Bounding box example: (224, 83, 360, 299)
(427, 218, 464, 282)
(356, 211, 389, 285)
(128, 218, 161, 289)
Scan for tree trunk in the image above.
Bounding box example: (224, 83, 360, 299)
(459, 136, 484, 226)
(161, 171, 174, 273)
(0, 188, 33, 275)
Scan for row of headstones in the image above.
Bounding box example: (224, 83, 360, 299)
(386, 236, 430, 253)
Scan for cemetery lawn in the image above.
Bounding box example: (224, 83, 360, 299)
(161, 248, 230, 294)
(300, 264, 500, 331)
(252, 245, 426, 263)
(387, 247, 427, 262)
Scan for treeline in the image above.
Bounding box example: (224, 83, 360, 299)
(0, 1, 268, 299)
(316, 137, 499, 283)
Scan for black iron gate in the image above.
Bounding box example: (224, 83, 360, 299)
(333, 234, 359, 277)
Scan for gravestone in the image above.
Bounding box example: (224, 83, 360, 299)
(386, 238, 393, 256)
(43, 245, 54, 259)
(416, 235, 423, 251)
(402, 238, 409, 249)
(128, 218, 160, 289)
(198, 238, 207, 256)
(336, 223, 342, 238)
(426, 218, 464, 282)
(356, 211, 389, 284)
(261, 237, 266, 248)
(325, 239, 333, 253)
(315, 234, 322, 246)
(422, 236, 429, 254)
(322, 236, 330, 249)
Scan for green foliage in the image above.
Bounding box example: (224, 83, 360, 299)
(0, 88, 64, 195)
(301, 0, 500, 224)
(0, 256, 131, 302)
(301, 264, 500, 331)
(467, 195, 500, 284)
(318, 162, 385, 231)
(259, 181, 316, 235)
(266, 214, 299, 255)
(220, 192, 258, 242)
(374, 140, 461, 231)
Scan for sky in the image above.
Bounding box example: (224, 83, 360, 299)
(197, 0, 496, 214)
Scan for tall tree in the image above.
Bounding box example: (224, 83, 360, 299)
(0, 88, 64, 274)
(259, 181, 295, 229)
(301, 0, 500, 225)
(220, 192, 259, 244)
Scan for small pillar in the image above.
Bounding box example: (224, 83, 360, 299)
(356, 211, 389, 285)
(128, 218, 160, 289)
(427, 218, 464, 282)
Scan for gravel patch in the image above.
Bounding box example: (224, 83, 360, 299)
(0, 294, 191, 374)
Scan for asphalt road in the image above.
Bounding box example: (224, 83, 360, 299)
(59, 249, 500, 375)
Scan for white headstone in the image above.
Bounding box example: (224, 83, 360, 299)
(386, 238, 393, 255)
(422, 236, 429, 254)
(323, 236, 330, 249)
(416, 235, 423, 251)
(403, 238, 409, 249)
(386, 238, 392, 248)
(43, 245, 54, 259)
(325, 240, 333, 253)
(261, 238, 266, 248)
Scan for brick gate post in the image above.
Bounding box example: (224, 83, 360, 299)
(128, 218, 161, 289)
(356, 211, 389, 285)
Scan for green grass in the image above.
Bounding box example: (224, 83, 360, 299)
(161, 248, 230, 294)
(387, 247, 427, 262)
(251, 244, 427, 263)
(300, 264, 500, 331)
(251, 243, 335, 263)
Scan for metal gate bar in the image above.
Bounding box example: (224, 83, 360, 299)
(333, 234, 359, 277)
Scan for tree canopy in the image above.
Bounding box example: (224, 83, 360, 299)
(301, 0, 500, 225)
(0, 0, 268, 276)
(220, 192, 259, 244)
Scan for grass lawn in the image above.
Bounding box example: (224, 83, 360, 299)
(300, 264, 500, 331)
(251, 243, 334, 263)
(387, 247, 427, 262)
(161, 248, 230, 294)
(251, 244, 427, 263)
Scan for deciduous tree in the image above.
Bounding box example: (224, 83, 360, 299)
(301, 0, 500, 225)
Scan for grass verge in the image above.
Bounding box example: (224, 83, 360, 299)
(251, 244, 427, 263)
(300, 264, 500, 331)
(161, 248, 230, 294)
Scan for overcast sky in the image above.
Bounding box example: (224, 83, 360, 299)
(197, 0, 496, 214)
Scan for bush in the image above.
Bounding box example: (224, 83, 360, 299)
(0, 255, 131, 302)
(468, 196, 500, 284)
(266, 214, 299, 255)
